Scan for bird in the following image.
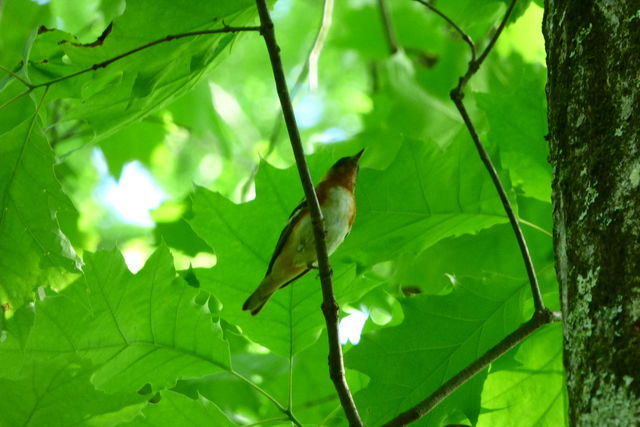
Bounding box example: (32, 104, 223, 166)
(242, 149, 364, 315)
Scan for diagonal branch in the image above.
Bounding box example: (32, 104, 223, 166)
(414, 0, 475, 62)
(255, 1, 363, 426)
(418, 0, 545, 313)
(0, 25, 261, 113)
(448, 0, 545, 314)
(381, 1, 550, 425)
(382, 310, 562, 426)
(30, 25, 261, 89)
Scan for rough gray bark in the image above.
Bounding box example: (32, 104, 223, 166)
(544, 1, 640, 425)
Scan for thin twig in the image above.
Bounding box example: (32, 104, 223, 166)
(385, 1, 549, 424)
(0, 88, 30, 111)
(0, 25, 260, 115)
(231, 370, 303, 427)
(519, 218, 552, 238)
(382, 310, 562, 426)
(474, 0, 518, 71)
(28, 25, 260, 90)
(451, 96, 545, 311)
(453, 0, 517, 91)
(415, 0, 476, 62)
(0, 64, 33, 88)
(417, 0, 544, 312)
(447, 0, 545, 313)
(378, 0, 399, 54)
(255, 1, 363, 426)
(308, 0, 334, 90)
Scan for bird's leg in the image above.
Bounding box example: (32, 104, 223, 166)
(308, 262, 333, 278)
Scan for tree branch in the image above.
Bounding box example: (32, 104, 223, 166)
(448, 0, 545, 313)
(451, 94, 545, 312)
(378, 0, 399, 54)
(418, 0, 545, 313)
(255, 1, 363, 426)
(414, 0, 475, 62)
(382, 1, 549, 424)
(382, 310, 562, 426)
(30, 25, 260, 89)
(0, 25, 261, 113)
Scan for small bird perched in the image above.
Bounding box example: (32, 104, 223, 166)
(243, 149, 364, 315)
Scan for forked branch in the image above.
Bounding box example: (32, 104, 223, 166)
(381, 1, 552, 425)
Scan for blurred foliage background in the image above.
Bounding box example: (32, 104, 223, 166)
(0, 0, 566, 425)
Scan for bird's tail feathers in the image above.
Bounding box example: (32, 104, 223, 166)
(242, 268, 311, 315)
(242, 279, 276, 316)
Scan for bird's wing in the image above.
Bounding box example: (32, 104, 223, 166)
(265, 199, 308, 276)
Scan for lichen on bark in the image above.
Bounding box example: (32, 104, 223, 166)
(544, 0, 640, 424)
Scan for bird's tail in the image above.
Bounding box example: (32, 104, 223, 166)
(242, 278, 277, 316)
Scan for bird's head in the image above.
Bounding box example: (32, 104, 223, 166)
(322, 149, 364, 191)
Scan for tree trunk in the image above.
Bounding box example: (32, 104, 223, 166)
(544, 1, 640, 424)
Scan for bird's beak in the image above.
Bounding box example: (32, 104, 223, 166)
(353, 148, 365, 163)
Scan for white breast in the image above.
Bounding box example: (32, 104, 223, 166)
(322, 187, 355, 255)
(292, 186, 354, 267)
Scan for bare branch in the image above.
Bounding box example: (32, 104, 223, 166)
(415, 0, 476, 63)
(383, 1, 550, 424)
(255, 1, 363, 426)
(447, 0, 545, 313)
(382, 310, 562, 426)
(29, 25, 260, 90)
(451, 93, 545, 312)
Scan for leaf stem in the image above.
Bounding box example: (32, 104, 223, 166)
(308, 0, 334, 90)
(0, 88, 31, 111)
(0, 64, 33, 88)
(519, 218, 552, 238)
(255, 1, 363, 426)
(381, 310, 562, 426)
(230, 369, 303, 427)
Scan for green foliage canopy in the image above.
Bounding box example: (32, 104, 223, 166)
(0, 0, 565, 425)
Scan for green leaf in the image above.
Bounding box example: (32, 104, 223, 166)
(25, 0, 257, 141)
(124, 390, 235, 427)
(0, 107, 80, 308)
(5, 245, 230, 393)
(342, 137, 510, 265)
(476, 57, 550, 201)
(0, 357, 145, 427)
(477, 323, 567, 427)
(349, 277, 529, 425)
(100, 118, 166, 178)
(0, 0, 52, 67)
